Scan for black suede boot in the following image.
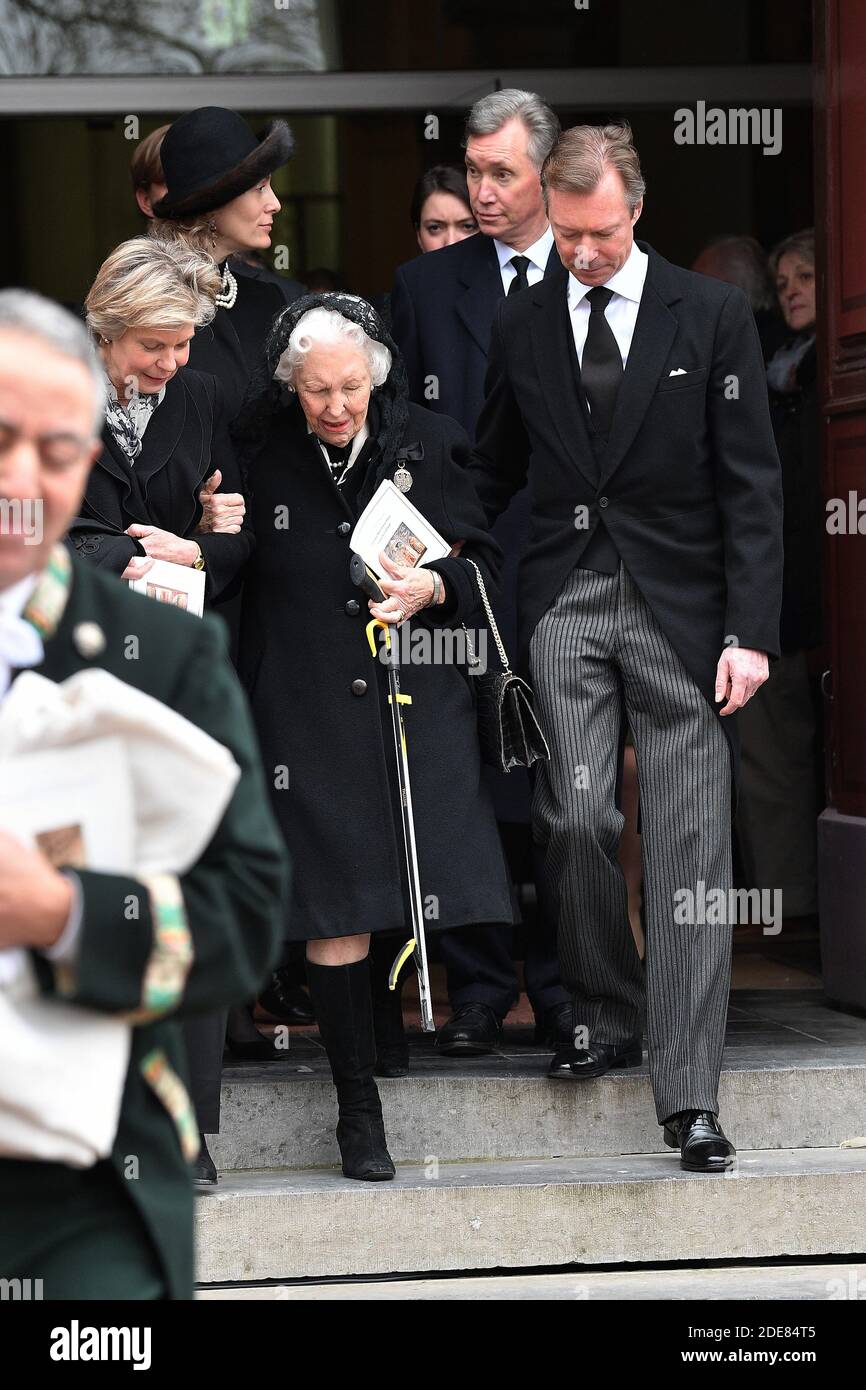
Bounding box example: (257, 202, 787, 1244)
(369, 934, 410, 1077)
(305, 958, 396, 1181)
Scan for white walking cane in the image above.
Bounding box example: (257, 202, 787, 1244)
(350, 553, 435, 1032)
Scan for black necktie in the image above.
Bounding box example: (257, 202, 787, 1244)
(580, 286, 623, 441)
(508, 254, 531, 296)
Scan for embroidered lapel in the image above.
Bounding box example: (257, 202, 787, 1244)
(21, 544, 72, 641)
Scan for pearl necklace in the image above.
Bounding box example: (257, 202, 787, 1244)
(215, 264, 238, 310)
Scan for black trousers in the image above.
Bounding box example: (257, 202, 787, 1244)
(183, 1012, 227, 1134)
(438, 823, 569, 1019)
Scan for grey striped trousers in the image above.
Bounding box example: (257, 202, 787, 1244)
(530, 562, 732, 1122)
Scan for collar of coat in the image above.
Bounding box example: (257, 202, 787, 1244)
(21, 543, 72, 641)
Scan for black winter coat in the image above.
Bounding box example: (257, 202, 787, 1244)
(187, 269, 285, 421)
(238, 397, 514, 941)
(67, 368, 253, 604)
(768, 342, 823, 652)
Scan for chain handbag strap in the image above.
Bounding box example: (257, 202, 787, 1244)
(462, 557, 511, 675)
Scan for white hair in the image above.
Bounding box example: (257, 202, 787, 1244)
(274, 307, 391, 389)
(0, 288, 106, 430)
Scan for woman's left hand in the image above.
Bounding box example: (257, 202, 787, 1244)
(125, 525, 200, 567)
(369, 552, 439, 625)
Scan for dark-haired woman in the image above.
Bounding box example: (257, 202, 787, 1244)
(411, 165, 478, 253)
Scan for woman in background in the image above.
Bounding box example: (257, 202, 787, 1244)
(736, 229, 822, 931)
(373, 167, 478, 329)
(411, 165, 478, 253)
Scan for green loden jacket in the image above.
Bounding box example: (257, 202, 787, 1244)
(9, 545, 290, 1298)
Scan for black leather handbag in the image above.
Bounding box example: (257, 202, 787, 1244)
(463, 558, 550, 773)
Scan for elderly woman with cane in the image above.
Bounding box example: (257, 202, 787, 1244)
(237, 294, 513, 1181)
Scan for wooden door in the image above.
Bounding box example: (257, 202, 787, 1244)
(815, 0, 866, 817)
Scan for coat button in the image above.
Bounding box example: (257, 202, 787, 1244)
(72, 621, 106, 658)
(599, 496, 609, 509)
(345, 599, 360, 616)
(351, 679, 367, 696)
(337, 522, 351, 536)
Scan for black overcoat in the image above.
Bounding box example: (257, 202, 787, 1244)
(238, 397, 514, 941)
(67, 367, 253, 604)
(187, 268, 285, 421)
(468, 243, 785, 781)
(769, 342, 823, 652)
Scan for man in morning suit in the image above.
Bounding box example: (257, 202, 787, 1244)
(468, 125, 783, 1171)
(391, 89, 571, 1057)
(0, 290, 289, 1296)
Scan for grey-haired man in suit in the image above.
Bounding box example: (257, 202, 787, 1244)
(468, 124, 783, 1171)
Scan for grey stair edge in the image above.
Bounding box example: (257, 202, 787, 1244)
(197, 1261, 866, 1300)
(205, 1147, 866, 1194)
(221, 1058, 866, 1086)
(194, 1150, 866, 1284)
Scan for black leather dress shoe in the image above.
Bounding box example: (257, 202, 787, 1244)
(224, 1035, 286, 1061)
(193, 1135, 218, 1189)
(435, 1002, 502, 1056)
(663, 1110, 736, 1172)
(548, 1037, 643, 1079)
(224, 1004, 287, 1061)
(534, 1001, 575, 1051)
(257, 970, 315, 1026)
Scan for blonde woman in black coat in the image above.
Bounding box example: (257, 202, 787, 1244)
(237, 294, 514, 1181)
(70, 236, 251, 600)
(69, 235, 259, 1187)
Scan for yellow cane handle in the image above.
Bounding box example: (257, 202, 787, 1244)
(366, 617, 390, 656)
(389, 939, 416, 991)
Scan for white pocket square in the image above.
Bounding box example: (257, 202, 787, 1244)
(668, 367, 688, 376)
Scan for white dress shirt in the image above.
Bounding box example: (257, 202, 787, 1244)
(567, 240, 649, 369)
(495, 225, 555, 295)
(0, 571, 40, 699)
(0, 568, 82, 965)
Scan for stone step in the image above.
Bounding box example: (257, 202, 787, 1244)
(195, 1147, 866, 1284)
(198, 1260, 866, 1300)
(211, 1059, 866, 1170)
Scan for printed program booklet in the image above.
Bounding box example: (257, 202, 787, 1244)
(128, 557, 205, 617)
(350, 479, 450, 575)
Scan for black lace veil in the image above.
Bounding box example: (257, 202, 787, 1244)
(234, 292, 410, 468)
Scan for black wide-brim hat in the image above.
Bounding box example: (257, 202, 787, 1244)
(152, 106, 294, 219)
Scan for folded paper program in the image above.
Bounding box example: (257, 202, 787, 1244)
(0, 668, 241, 1168)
